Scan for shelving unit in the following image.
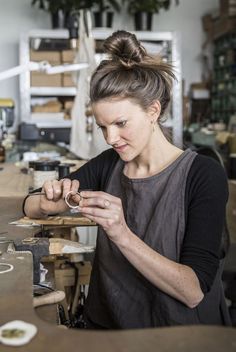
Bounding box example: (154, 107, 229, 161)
(30, 87, 77, 96)
(211, 31, 236, 124)
(19, 28, 182, 147)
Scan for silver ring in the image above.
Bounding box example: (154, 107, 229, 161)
(64, 191, 82, 209)
(104, 200, 110, 208)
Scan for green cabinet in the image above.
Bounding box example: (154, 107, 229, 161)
(212, 32, 236, 124)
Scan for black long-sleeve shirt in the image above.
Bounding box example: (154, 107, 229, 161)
(67, 148, 228, 294)
(24, 148, 228, 294)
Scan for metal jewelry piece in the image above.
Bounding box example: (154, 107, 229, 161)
(64, 191, 82, 209)
(104, 200, 110, 208)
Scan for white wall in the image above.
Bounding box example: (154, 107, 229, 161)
(149, 0, 219, 94)
(0, 0, 218, 124)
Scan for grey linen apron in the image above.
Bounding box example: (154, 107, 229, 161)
(84, 149, 231, 328)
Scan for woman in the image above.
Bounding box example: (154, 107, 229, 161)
(23, 30, 230, 328)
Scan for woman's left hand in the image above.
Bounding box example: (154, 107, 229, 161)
(79, 190, 130, 245)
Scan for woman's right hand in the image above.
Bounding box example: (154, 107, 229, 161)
(40, 178, 80, 216)
(24, 178, 80, 218)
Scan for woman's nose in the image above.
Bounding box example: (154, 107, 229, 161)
(105, 127, 120, 145)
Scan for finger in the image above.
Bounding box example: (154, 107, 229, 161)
(71, 179, 80, 192)
(80, 196, 111, 209)
(51, 179, 63, 200)
(61, 178, 72, 198)
(79, 190, 116, 201)
(81, 193, 122, 213)
(79, 190, 108, 200)
(43, 180, 55, 200)
(69, 180, 81, 204)
(80, 213, 97, 224)
(71, 193, 82, 205)
(61, 179, 80, 199)
(80, 206, 114, 219)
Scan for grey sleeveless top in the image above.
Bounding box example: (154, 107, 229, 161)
(84, 149, 230, 328)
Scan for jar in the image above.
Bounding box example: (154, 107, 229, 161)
(57, 163, 75, 179)
(31, 160, 60, 189)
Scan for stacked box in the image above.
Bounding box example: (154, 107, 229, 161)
(213, 16, 236, 38)
(61, 49, 77, 63)
(62, 73, 77, 87)
(61, 50, 77, 87)
(30, 50, 62, 87)
(31, 73, 62, 87)
(30, 50, 61, 63)
(220, 0, 236, 17)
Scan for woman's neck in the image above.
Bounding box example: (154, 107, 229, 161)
(124, 128, 183, 179)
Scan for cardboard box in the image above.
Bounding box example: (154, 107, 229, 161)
(32, 100, 62, 113)
(202, 14, 213, 31)
(61, 50, 77, 63)
(77, 261, 92, 285)
(213, 16, 236, 38)
(228, 134, 236, 154)
(202, 14, 214, 40)
(64, 101, 74, 109)
(64, 100, 74, 120)
(30, 50, 61, 64)
(62, 73, 76, 87)
(220, 0, 236, 17)
(190, 82, 210, 99)
(31, 72, 62, 87)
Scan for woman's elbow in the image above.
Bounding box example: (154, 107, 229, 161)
(186, 291, 204, 309)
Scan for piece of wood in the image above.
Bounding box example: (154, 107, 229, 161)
(33, 290, 65, 308)
(0, 163, 31, 197)
(13, 216, 96, 227)
(49, 238, 94, 255)
(62, 216, 96, 226)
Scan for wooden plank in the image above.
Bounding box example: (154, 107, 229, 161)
(15, 216, 96, 227)
(0, 163, 31, 197)
(49, 238, 94, 254)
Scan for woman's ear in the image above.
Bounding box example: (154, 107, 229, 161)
(148, 100, 161, 122)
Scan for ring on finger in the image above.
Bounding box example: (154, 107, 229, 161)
(64, 191, 82, 209)
(104, 200, 110, 208)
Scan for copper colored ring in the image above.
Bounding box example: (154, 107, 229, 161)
(64, 191, 82, 209)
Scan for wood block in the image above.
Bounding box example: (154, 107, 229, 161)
(16, 216, 96, 227)
(49, 238, 94, 255)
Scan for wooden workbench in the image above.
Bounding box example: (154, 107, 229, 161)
(0, 166, 236, 351)
(0, 163, 31, 197)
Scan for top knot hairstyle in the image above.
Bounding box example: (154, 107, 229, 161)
(103, 30, 146, 67)
(90, 30, 176, 123)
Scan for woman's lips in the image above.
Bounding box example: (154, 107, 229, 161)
(114, 144, 127, 152)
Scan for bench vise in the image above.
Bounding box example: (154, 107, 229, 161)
(14, 237, 49, 284)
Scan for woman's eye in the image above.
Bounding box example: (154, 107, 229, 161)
(117, 121, 127, 127)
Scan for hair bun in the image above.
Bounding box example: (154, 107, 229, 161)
(103, 30, 146, 66)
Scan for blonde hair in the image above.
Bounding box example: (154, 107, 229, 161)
(90, 30, 176, 124)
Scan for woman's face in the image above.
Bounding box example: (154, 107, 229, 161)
(92, 98, 155, 162)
